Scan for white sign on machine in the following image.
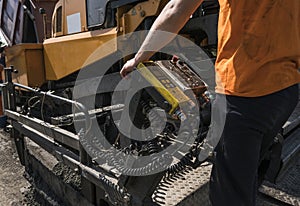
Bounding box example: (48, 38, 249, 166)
(67, 12, 81, 34)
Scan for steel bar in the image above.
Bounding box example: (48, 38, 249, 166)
(6, 110, 80, 150)
(12, 120, 118, 179)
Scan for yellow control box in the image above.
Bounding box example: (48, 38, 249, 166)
(137, 61, 192, 114)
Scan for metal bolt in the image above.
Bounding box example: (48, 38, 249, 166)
(140, 10, 146, 17)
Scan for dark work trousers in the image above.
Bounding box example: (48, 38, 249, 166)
(209, 84, 299, 206)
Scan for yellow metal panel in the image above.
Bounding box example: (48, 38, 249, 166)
(52, 0, 87, 37)
(137, 62, 190, 114)
(44, 28, 117, 80)
(6, 44, 45, 87)
(118, 0, 168, 35)
(64, 0, 87, 34)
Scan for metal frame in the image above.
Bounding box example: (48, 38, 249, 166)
(1, 66, 126, 205)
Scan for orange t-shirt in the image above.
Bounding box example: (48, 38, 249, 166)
(215, 0, 300, 97)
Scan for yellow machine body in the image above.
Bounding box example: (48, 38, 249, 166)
(5, 44, 45, 87)
(4, 0, 168, 86)
(44, 28, 117, 80)
(51, 0, 88, 37)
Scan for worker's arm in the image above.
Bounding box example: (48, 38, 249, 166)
(120, 0, 204, 77)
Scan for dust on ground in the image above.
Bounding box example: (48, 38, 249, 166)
(0, 129, 32, 205)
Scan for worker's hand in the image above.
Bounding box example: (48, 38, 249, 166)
(120, 58, 138, 78)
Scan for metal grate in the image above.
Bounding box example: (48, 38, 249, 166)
(153, 163, 212, 206)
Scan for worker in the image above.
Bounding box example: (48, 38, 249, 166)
(120, 0, 300, 205)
